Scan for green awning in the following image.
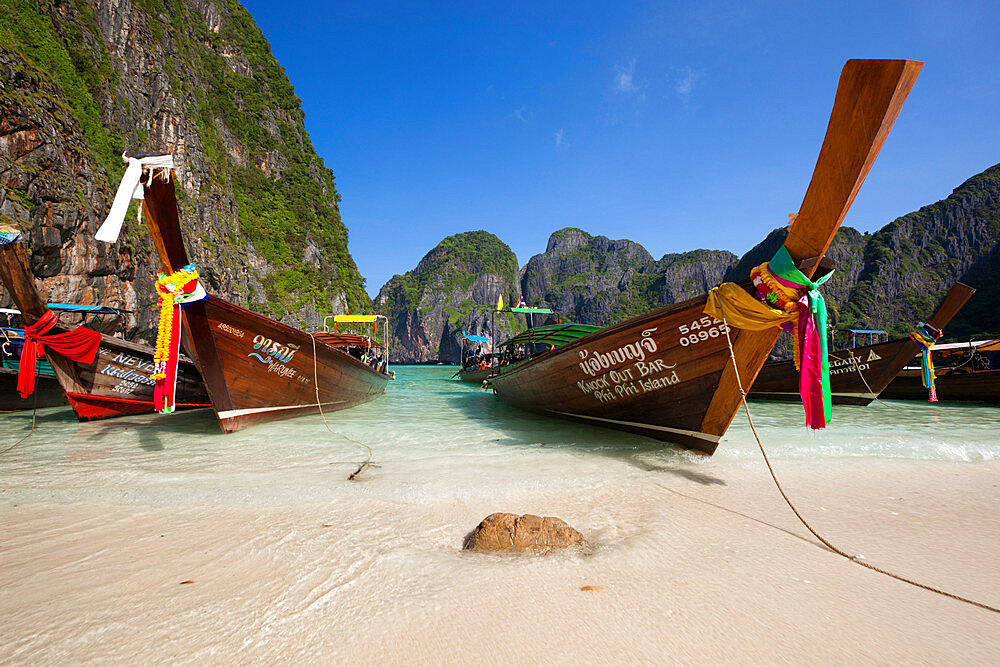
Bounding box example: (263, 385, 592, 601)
(498, 323, 603, 348)
(510, 307, 553, 314)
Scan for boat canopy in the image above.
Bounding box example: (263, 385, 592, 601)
(510, 307, 553, 314)
(462, 333, 490, 342)
(332, 315, 380, 323)
(499, 323, 602, 348)
(312, 332, 384, 349)
(2, 304, 130, 316)
(930, 339, 1000, 352)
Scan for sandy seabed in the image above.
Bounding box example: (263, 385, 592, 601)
(2, 457, 999, 664)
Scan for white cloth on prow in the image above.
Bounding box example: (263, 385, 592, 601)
(96, 152, 174, 243)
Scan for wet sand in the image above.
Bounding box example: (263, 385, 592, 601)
(2, 457, 998, 664)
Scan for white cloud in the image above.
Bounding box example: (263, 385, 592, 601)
(615, 58, 639, 94)
(671, 66, 704, 102)
(512, 105, 528, 122)
(554, 128, 566, 149)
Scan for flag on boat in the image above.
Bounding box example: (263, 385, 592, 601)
(496, 293, 503, 311)
(515, 296, 527, 308)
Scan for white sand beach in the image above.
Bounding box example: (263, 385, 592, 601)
(3, 456, 998, 664)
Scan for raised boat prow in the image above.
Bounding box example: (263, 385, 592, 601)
(784, 59, 923, 270)
(486, 59, 923, 454)
(131, 162, 389, 432)
(701, 58, 923, 437)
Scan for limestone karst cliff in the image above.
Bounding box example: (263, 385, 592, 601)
(0, 0, 369, 341)
(376, 231, 523, 364)
(378, 163, 999, 363)
(520, 227, 737, 326)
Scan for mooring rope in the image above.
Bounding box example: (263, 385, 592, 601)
(0, 389, 38, 456)
(715, 300, 1000, 614)
(833, 350, 904, 411)
(309, 333, 376, 480)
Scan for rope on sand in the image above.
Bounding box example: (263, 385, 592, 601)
(309, 334, 377, 480)
(716, 304, 1000, 615)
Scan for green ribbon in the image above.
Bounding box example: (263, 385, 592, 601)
(768, 246, 834, 426)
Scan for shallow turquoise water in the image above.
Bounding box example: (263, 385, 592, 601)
(1, 364, 998, 506)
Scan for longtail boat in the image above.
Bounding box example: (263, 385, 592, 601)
(486, 59, 923, 454)
(0, 239, 210, 419)
(99, 160, 390, 433)
(881, 339, 1000, 403)
(748, 283, 975, 405)
(456, 305, 559, 383)
(456, 331, 497, 383)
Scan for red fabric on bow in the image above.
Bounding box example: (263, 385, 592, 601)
(17, 310, 101, 398)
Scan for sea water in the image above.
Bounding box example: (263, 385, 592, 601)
(3, 365, 1000, 662)
(1, 364, 998, 506)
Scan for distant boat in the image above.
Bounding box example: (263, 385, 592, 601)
(121, 164, 390, 433)
(454, 308, 557, 382)
(455, 331, 498, 383)
(748, 283, 975, 405)
(880, 339, 1000, 403)
(486, 59, 923, 454)
(0, 241, 211, 419)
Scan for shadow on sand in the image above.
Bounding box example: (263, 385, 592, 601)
(441, 376, 728, 487)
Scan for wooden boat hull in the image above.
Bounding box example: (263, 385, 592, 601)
(880, 368, 1000, 404)
(140, 174, 390, 433)
(0, 366, 67, 411)
(171, 294, 389, 432)
(488, 291, 772, 454)
(458, 367, 494, 383)
(486, 59, 924, 454)
(0, 241, 211, 421)
(749, 337, 922, 406)
(749, 282, 975, 406)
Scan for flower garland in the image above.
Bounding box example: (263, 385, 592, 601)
(150, 264, 206, 414)
(151, 266, 199, 381)
(751, 262, 806, 368)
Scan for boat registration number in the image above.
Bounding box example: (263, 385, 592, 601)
(678, 316, 729, 347)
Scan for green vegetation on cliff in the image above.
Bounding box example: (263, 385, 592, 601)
(0, 0, 123, 181)
(0, 0, 370, 321)
(838, 166, 1000, 339)
(386, 231, 518, 312)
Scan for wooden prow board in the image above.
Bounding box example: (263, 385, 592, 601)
(0, 241, 49, 320)
(701, 59, 922, 436)
(785, 59, 924, 273)
(925, 283, 976, 331)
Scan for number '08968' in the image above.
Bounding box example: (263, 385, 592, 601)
(677, 316, 729, 347)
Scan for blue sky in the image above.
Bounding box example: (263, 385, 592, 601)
(239, 0, 1000, 298)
